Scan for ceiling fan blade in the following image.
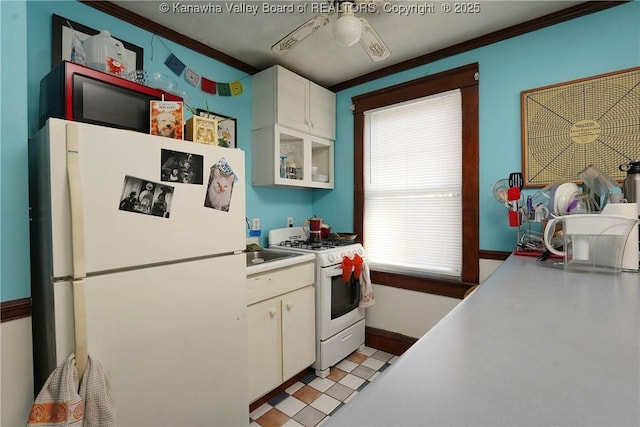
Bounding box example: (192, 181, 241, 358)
(358, 18, 390, 62)
(271, 14, 331, 54)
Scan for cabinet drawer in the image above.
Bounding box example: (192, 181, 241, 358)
(247, 261, 314, 305)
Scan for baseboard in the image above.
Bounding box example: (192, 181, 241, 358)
(479, 249, 511, 260)
(1, 297, 31, 322)
(365, 326, 417, 356)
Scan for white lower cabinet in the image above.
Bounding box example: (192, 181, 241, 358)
(247, 262, 316, 403)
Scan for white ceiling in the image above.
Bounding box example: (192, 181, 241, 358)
(111, 0, 585, 88)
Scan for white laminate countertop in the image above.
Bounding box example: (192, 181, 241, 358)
(327, 255, 640, 427)
(246, 252, 315, 276)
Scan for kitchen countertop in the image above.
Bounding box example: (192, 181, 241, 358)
(327, 255, 640, 426)
(246, 252, 315, 276)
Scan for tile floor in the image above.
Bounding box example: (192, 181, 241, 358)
(249, 346, 399, 427)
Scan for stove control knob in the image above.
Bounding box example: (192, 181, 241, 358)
(328, 254, 335, 263)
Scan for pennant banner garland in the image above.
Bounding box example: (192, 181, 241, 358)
(162, 51, 244, 97)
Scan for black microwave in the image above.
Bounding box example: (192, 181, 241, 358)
(39, 61, 182, 133)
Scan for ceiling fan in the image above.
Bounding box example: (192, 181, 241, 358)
(271, 0, 390, 62)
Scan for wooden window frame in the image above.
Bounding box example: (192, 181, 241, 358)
(352, 63, 479, 299)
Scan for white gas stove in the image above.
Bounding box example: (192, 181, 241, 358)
(268, 227, 367, 378)
(268, 227, 364, 268)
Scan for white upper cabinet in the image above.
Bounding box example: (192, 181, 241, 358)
(252, 65, 336, 140)
(251, 125, 334, 189)
(252, 65, 335, 188)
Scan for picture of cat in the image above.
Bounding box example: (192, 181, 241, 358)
(204, 160, 236, 212)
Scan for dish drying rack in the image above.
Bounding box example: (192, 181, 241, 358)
(492, 167, 626, 257)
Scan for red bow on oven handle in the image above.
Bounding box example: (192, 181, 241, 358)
(342, 254, 364, 283)
(342, 256, 353, 283)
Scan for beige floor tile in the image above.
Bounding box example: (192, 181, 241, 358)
(292, 405, 326, 427)
(310, 394, 341, 415)
(334, 359, 358, 373)
(325, 383, 354, 402)
(361, 356, 385, 371)
(371, 350, 393, 362)
(351, 364, 376, 380)
(338, 373, 366, 390)
(276, 396, 307, 417)
(308, 377, 335, 393)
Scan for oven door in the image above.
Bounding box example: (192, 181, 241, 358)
(317, 263, 365, 341)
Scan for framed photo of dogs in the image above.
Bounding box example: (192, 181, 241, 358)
(196, 109, 237, 148)
(150, 101, 184, 139)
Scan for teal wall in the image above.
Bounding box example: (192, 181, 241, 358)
(316, 1, 640, 250)
(1, 1, 638, 302)
(1, 0, 30, 301)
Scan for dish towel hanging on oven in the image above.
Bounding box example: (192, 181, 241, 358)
(341, 254, 375, 308)
(357, 255, 375, 308)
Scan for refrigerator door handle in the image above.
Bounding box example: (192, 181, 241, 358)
(66, 122, 89, 379)
(66, 123, 86, 280)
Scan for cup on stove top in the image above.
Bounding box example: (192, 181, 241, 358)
(320, 224, 331, 239)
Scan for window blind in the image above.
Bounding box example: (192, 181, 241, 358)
(364, 89, 462, 277)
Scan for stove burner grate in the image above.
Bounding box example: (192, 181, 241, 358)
(278, 239, 354, 250)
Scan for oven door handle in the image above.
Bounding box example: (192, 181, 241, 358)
(349, 276, 360, 303)
(324, 264, 343, 277)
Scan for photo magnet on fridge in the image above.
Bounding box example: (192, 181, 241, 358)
(150, 101, 184, 140)
(160, 149, 203, 184)
(119, 176, 174, 218)
(204, 158, 237, 212)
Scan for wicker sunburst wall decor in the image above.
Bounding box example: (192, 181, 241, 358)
(521, 66, 640, 187)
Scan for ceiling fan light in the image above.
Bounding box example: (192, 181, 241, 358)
(333, 15, 363, 47)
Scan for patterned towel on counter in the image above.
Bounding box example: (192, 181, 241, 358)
(27, 354, 116, 427)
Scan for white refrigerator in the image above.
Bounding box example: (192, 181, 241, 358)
(29, 118, 248, 426)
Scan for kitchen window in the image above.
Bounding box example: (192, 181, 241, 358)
(352, 63, 479, 298)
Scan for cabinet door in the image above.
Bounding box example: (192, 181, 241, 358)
(247, 298, 282, 403)
(282, 286, 316, 381)
(309, 82, 336, 140)
(277, 69, 309, 133)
